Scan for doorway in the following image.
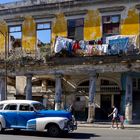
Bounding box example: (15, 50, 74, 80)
(100, 95, 112, 121)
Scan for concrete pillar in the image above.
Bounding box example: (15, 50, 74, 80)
(55, 74, 62, 110)
(41, 80, 47, 108)
(41, 80, 47, 92)
(16, 76, 26, 95)
(87, 73, 96, 123)
(25, 75, 32, 100)
(0, 75, 6, 101)
(125, 76, 133, 124)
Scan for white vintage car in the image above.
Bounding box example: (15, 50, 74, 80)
(0, 100, 77, 137)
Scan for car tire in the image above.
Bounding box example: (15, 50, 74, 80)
(47, 124, 60, 137)
(0, 123, 4, 133)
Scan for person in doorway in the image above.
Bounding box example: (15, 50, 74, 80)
(108, 105, 119, 129)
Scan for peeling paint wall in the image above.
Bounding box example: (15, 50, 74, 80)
(121, 8, 139, 35)
(52, 13, 67, 44)
(22, 16, 36, 53)
(84, 10, 102, 41)
(4, 3, 140, 53)
(121, 7, 139, 47)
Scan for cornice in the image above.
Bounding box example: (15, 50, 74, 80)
(0, 0, 126, 16)
(98, 6, 125, 13)
(64, 10, 88, 17)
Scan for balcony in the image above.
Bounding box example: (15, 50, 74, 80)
(100, 85, 120, 92)
(0, 47, 139, 76)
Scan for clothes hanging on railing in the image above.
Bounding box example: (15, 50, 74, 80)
(54, 35, 138, 57)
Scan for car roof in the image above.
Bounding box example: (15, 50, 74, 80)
(0, 100, 40, 104)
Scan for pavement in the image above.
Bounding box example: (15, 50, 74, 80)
(77, 121, 140, 129)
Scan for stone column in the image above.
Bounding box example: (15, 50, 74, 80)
(25, 74, 32, 100)
(41, 80, 47, 92)
(0, 75, 6, 101)
(16, 76, 26, 95)
(41, 80, 47, 108)
(55, 74, 62, 110)
(87, 73, 96, 123)
(125, 75, 133, 124)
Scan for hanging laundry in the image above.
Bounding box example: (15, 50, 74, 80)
(72, 41, 80, 53)
(79, 40, 87, 50)
(54, 36, 72, 53)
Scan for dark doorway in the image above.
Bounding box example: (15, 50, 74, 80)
(100, 95, 112, 121)
(133, 91, 140, 122)
(114, 94, 121, 113)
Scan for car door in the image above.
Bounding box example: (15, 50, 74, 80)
(3, 103, 17, 127)
(17, 103, 36, 127)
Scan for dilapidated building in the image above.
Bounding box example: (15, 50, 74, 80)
(0, 0, 139, 123)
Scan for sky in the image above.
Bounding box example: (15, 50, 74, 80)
(0, 0, 21, 4)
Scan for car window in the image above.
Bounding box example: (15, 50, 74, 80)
(19, 104, 33, 111)
(32, 103, 45, 111)
(0, 104, 4, 110)
(4, 104, 17, 110)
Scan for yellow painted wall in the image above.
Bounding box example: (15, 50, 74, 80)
(52, 13, 67, 44)
(121, 8, 139, 35)
(0, 20, 7, 54)
(120, 7, 139, 112)
(22, 16, 36, 53)
(84, 10, 102, 41)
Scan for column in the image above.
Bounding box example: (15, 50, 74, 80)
(16, 76, 26, 95)
(0, 75, 6, 101)
(87, 73, 96, 123)
(41, 80, 47, 92)
(125, 75, 133, 124)
(25, 74, 32, 100)
(41, 80, 47, 108)
(55, 74, 62, 110)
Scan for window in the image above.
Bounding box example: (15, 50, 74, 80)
(101, 79, 117, 86)
(4, 104, 17, 110)
(100, 79, 120, 92)
(67, 18, 84, 40)
(32, 103, 45, 111)
(102, 15, 120, 37)
(19, 104, 33, 111)
(37, 22, 51, 48)
(9, 25, 22, 52)
(76, 97, 80, 101)
(132, 78, 140, 90)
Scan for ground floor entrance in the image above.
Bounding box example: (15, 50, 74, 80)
(94, 94, 121, 122)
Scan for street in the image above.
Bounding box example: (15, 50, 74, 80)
(0, 127, 140, 140)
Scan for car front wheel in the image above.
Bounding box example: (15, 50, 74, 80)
(0, 123, 4, 133)
(47, 124, 60, 137)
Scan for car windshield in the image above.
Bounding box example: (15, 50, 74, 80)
(32, 103, 45, 111)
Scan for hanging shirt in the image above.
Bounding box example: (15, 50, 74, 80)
(72, 41, 80, 53)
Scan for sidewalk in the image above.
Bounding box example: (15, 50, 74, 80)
(77, 121, 140, 129)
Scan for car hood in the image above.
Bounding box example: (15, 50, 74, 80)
(37, 110, 72, 119)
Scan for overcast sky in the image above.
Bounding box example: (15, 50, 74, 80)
(0, 0, 21, 4)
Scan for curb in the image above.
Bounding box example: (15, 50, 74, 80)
(77, 123, 140, 129)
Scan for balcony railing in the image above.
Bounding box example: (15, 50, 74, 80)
(100, 85, 120, 92)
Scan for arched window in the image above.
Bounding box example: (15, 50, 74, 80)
(76, 80, 89, 94)
(100, 79, 120, 92)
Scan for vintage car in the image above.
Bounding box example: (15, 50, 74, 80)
(0, 100, 77, 137)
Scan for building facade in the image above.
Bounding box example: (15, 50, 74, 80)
(0, 0, 139, 123)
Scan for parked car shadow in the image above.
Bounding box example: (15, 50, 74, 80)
(1, 130, 100, 139)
